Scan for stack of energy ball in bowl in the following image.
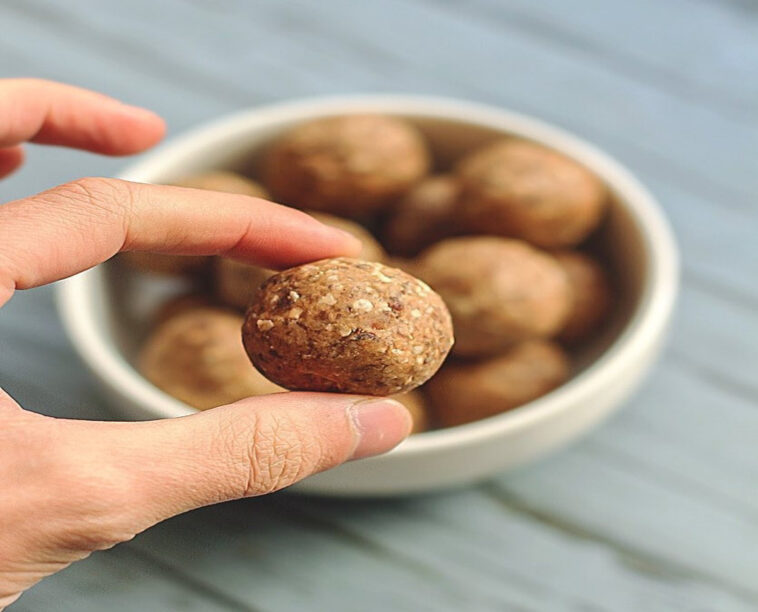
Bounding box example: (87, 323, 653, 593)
(123, 112, 614, 434)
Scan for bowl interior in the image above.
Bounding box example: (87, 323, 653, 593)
(88, 103, 649, 435)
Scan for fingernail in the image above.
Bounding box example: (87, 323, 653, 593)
(348, 398, 412, 460)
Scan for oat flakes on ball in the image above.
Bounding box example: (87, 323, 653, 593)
(242, 258, 454, 395)
(416, 236, 571, 358)
(264, 114, 430, 216)
(457, 139, 607, 248)
(427, 341, 570, 427)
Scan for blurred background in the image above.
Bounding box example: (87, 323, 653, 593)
(1, 1, 756, 611)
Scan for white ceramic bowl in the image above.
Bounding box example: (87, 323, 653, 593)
(57, 96, 678, 496)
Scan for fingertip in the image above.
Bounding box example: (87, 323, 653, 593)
(348, 397, 413, 460)
(300, 211, 365, 258)
(331, 228, 364, 257)
(105, 105, 166, 155)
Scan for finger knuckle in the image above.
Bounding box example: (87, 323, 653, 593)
(43, 177, 134, 230)
(59, 177, 134, 213)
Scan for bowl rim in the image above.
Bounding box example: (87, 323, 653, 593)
(56, 94, 679, 456)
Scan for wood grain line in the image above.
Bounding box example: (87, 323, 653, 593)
(114, 546, 262, 612)
(482, 485, 758, 606)
(583, 437, 758, 526)
(249, 497, 597, 611)
(425, 0, 757, 121)
(669, 349, 758, 407)
(683, 268, 758, 312)
(0, 0, 255, 106)
(693, 0, 758, 18)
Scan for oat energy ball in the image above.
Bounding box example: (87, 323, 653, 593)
(122, 172, 268, 276)
(457, 139, 607, 248)
(554, 251, 613, 344)
(214, 212, 385, 310)
(383, 175, 462, 257)
(264, 115, 430, 216)
(427, 341, 570, 427)
(416, 237, 571, 357)
(242, 258, 454, 395)
(152, 292, 218, 327)
(139, 307, 284, 410)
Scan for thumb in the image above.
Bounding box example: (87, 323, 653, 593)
(92, 393, 411, 527)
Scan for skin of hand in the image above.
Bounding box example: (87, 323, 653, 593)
(0, 79, 411, 610)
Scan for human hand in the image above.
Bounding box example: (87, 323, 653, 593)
(0, 79, 411, 609)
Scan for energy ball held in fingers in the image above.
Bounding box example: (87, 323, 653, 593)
(214, 211, 385, 310)
(122, 171, 269, 277)
(242, 258, 454, 395)
(416, 236, 571, 358)
(264, 114, 430, 217)
(457, 139, 607, 248)
(383, 174, 462, 257)
(554, 251, 614, 344)
(139, 307, 284, 410)
(427, 341, 570, 427)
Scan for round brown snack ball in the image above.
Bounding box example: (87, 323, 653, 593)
(383, 175, 462, 257)
(121, 172, 269, 276)
(242, 258, 454, 395)
(427, 341, 570, 427)
(139, 307, 284, 410)
(554, 251, 613, 344)
(172, 171, 269, 198)
(392, 390, 430, 434)
(214, 212, 385, 310)
(152, 293, 218, 328)
(457, 139, 607, 248)
(416, 237, 571, 358)
(264, 114, 430, 217)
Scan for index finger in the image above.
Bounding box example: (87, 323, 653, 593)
(0, 178, 362, 306)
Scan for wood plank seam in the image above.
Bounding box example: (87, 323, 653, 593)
(482, 484, 758, 606)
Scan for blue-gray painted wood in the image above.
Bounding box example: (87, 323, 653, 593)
(1, 1, 757, 610)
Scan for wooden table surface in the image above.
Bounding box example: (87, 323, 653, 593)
(1, 1, 756, 610)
